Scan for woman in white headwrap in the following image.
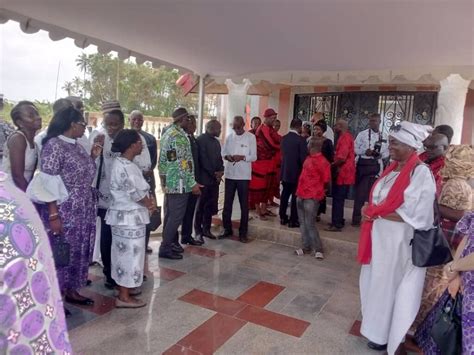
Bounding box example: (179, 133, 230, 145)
(358, 121, 436, 354)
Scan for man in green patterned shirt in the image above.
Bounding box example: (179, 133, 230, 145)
(158, 107, 201, 259)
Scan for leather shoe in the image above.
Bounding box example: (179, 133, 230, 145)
(203, 230, 217, 240)
(239, 236, 249, 243)
(104, 279, 117, 290)
(172, 244, 184, 253)
(367, 342, 387, 351)
(182, 237, 203, 246)
(288, 221, 300, 228)
(65, 295, 94, 306)
(159, 251, 184, 260)
(325, 225, 342, 232)
(218, 230, 233, 239)
(195, 234, 205, 244)
(280, 217, 289, 225)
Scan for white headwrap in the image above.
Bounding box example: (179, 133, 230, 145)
(388, 121, 433, 150)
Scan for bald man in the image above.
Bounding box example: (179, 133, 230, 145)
(419, 133, 449, 195)
(195, 120, 224, 240)
(326, 119, 355, 232)
(130, 110, 158, 253)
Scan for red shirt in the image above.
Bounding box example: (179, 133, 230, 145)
(335, 131, 356, 185)
(255, 124, 281, 161)
(296, 153, 331, 201)
(419, 152, 445, 195)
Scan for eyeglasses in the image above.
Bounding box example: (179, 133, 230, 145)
(75, 121, 87, 127)
(389, 124, 418, 142)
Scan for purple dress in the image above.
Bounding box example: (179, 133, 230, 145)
(457, 212, 474, 354)
(40, 137, 97, 292)
(415, 211, 474, 354)
(0, 171, 72, 353)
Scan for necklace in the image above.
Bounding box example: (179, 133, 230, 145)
(376, 172, 399, 203)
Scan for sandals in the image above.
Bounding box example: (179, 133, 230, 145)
(115, 298, 146, 309)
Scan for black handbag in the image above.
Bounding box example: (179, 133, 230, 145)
(411, 198, 453, 267)
(430, 293, 462, 355)
(51, 235, 70, 267)
(148, 206, 162, 232)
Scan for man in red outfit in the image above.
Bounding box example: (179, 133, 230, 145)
(249, 108, 281, 220)
(326, 119, 355, 232)
(419, 133, 449, 195)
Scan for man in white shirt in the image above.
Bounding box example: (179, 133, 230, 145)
(220, 116, 257, 243)
(311, 112, 334, 143)
(351, 113, 389, 226)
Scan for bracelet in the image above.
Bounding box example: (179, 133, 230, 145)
(49, 215, 60, 222)
(49, 213, 59, 220)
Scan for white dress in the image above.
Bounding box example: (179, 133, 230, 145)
(105, 157, 150, 288)
(359, 164, 436, 355)
(2, 131, 38, 184)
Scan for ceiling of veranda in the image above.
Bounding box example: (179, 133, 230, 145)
(1, 0, 473, 86)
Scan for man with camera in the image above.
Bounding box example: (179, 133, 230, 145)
(351, 113, 389, 226)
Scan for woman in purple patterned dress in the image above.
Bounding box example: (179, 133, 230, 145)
(27, 107, 103, 312)
(0, 171, 71, 354)
(416, 211, 474, 354)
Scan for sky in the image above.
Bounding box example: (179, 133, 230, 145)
(0, 20, 97, 102)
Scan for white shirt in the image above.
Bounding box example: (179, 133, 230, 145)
(35, 129, 91, 154)
(354, 128, 389, 160)
(323, 126, 334, 143)
(221, 131, 257, 180)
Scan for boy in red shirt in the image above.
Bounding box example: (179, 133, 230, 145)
(295, 138, 331, 259)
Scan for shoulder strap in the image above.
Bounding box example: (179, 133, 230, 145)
(95, 152, 104, 190)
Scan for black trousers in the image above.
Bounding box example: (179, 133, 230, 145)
(160, 193, 189, 253)
(181, 193, 199, 241)
(195, 184, 219, 234)
(222, 179, 249, 237)
(98, 208, 113, 282)
(352, 160, 380, 224)
(331, 184, 350, 229)
(279, 181, 298, 223)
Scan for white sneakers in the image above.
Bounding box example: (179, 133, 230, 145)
(295, 249, 324, 260)
(315, 252, 324, 260)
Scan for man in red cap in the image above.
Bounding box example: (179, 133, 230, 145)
(249, 108, 281, 220)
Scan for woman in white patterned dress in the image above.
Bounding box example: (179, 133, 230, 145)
(106, 129, 155, 308)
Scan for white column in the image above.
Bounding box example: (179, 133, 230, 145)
(197, 75, 206, 135)
(225, 79, 251, 136)
(435, 74, 471, 144)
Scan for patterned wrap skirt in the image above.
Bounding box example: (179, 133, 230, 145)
(111, 225, 146, 288)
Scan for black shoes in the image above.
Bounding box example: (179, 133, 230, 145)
(288, 221, 300, 228)
(181, 237, 203, 246)
(195, 234, 205, 244)
(218, 230, 233, 239)
(280, 217, 289, 225)
(159, 251, 184, 260)
(65, 295, 94, 306)
(172, 243, 184, 253)
(202, 230, 218, 240)
(239, 235, 249, 243)
(367, 342, 387, 351)
(325, 225, 342, 232)
(104, 278, 117, 290)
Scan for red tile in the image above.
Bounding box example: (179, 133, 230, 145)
(177, 313, 246, 355)
(72, 289, 116, 316)
(184, 246, 226, 258)
(163, 344, 201, 355)
(237, 281, 285, 307)
(157, 267, 186, 281)
(349, 320, 361, 337)
(179, 289, 246, 317)
(235, 305, 310, 337)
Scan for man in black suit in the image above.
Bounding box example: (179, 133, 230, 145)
(180, 115, 204, 245)
(279, 118, 308, 228)
(195, 120, 224, 240)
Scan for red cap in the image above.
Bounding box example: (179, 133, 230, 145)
(263, 108, 278, 118)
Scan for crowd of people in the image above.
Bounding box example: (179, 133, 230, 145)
(1, 94, 473, 354)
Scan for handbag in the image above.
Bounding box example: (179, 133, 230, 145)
(148, 206, 162, 232)
(411, 198, 453, 267)
(51, 235, 70, 267)
(430, 292, 462, 355)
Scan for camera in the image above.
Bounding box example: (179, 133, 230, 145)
(372, 138, 386, 158)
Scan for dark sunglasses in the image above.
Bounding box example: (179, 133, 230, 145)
(389, 124, 418, 142)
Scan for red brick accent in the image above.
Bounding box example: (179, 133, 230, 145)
(343, 86, 362, 91)
(314, 86, 329, 93)
(378, 85, 397, 91)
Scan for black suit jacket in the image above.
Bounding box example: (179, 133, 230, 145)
(280, 131, 308, 184)
(188, 134, 200, 181)
(196, 133, 224, 186)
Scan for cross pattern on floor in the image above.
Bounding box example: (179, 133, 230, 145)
(163, 281, 311, 354)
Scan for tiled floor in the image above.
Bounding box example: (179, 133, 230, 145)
(67, 230, 382, 354)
